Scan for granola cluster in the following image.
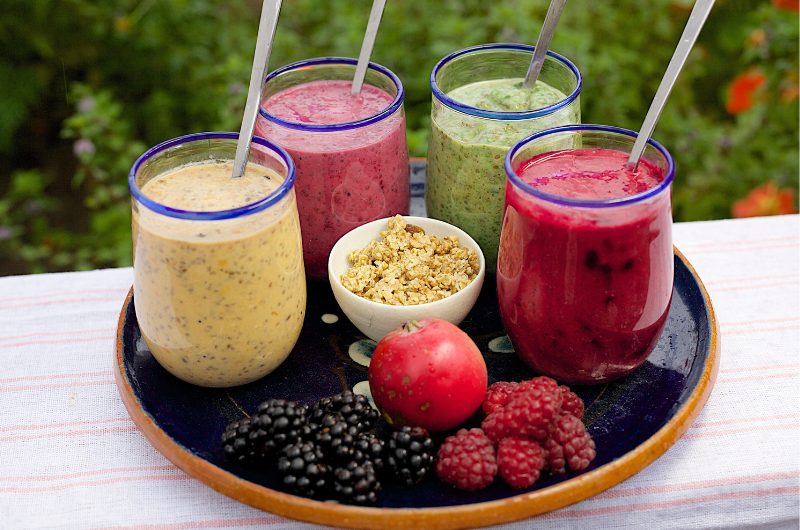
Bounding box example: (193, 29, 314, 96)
(341, 216, 480, 306)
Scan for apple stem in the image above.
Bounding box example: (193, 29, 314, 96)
(404, 320, 420, 333)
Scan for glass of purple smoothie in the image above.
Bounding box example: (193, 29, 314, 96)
(256, 57, 410, 281)
(498, 125, 675, 385)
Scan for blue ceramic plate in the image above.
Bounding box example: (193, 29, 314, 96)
(115, 242, 719, 529)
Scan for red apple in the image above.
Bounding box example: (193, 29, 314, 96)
(368, 319, 488, 433)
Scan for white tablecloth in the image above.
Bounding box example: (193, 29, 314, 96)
(1, 214, 798, 530)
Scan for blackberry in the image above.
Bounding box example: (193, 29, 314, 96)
(352, 432, 385, 473)
(249, 399, 311, 457)
(385, 426, 435, 487)
(311, 390, 380, 433)
(221, 418, 261, 463)
(332, 460, 381, 505)
(277, 441, 331, 499)
(315, 413, 360, 463)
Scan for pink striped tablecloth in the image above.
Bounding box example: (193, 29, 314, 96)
(1, 214, 798, 530)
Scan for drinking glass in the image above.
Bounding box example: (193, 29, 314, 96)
(256, 57, 410, 281)
(498, 125, 675, 384)
(129, 132, 305, 387)
(427, 43, 582, 272)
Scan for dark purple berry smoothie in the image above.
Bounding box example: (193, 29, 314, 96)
(257, 79, 409, 280)
(497, 148, 673, 384)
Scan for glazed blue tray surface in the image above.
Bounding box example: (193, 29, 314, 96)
(119, 250, 712, 509)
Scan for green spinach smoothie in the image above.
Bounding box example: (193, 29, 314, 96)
(426, 77, 580, 271)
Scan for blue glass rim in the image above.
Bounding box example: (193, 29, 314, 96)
(430, 43, 582, 121)
(128, 132, 296, 221)
(257, 57, 404, 132)
(504, 124, 676, 208)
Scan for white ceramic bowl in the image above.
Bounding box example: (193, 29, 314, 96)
(328, 216, 486, 342)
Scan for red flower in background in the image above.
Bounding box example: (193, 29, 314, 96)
(780, 71, 799, 103)
(772, 0, 799, 13)
(732, 182, 798, 218)
(726, 68, 768, 114)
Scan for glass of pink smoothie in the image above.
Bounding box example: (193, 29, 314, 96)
(498, 125, 675, 385)
(256, 57, 410, 281)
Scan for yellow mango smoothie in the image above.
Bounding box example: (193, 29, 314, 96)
(132, 152, 305, 388)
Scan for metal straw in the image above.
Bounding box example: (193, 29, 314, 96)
(351, 0, 387, 94)
(626, 0, 715, 172)
(523, 0, 567, 90)
(232, 0, 283, 179)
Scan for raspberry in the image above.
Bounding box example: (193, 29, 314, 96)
(435, 428, 498, 491)
(547, 413, 596, 472)
(497, 436, 546, 489)
(482, 377, 561, 415)
(518, 376, 561, 394)
(480, 386, 562, 444)
(478, 377, 594, 483)
(543, 437, 566, 475)
(559, 385, 584, 419)
(482, 381, 520, 414)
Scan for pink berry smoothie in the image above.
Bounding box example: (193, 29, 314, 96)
(498, 146, 674, 384)
(257, 73, 410, 281)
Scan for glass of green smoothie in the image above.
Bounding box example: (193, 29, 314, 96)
(426, 43, 582, 272)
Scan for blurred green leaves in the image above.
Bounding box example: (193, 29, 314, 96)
(0, 0, 797, 275)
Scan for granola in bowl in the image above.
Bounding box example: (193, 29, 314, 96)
(340, 215, 480, 306)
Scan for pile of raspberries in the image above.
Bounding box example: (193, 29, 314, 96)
(435, 376, 596, 491)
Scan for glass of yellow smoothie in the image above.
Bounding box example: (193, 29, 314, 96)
(128, 132, 305, 387)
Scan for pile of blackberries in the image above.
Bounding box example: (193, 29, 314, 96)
(220, 391, 436, 505)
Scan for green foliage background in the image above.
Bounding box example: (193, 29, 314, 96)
(0, 0, 797, 274)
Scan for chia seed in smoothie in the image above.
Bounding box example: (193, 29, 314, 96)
(257, 79, 410, 280)
(133, 162, 306, 387)
(497, 148, 673, 384)
(427, 78, 579, 272)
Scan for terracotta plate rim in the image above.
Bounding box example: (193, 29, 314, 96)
(114, 247, 720, 530)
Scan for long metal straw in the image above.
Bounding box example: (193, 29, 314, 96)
(232, 0, 283, 179)
(351, 0, 387, 94)
(523, 0, 568, 90)
(626, 0, 715, 172)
